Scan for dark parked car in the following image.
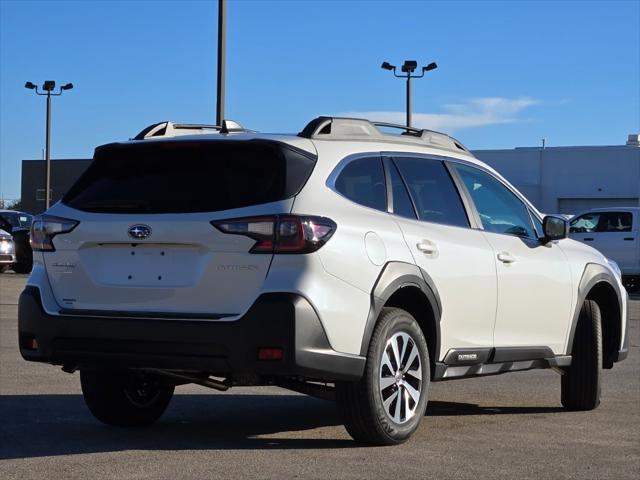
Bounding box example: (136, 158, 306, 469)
(0, 210, 33, 273)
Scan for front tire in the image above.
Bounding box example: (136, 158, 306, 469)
(561, 299, 602, 410)
(80, 369, 175, 426)
(336, 307, 430, 445)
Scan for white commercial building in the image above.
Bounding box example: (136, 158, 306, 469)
(473, 134, 640, 215)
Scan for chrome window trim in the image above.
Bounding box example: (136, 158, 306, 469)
(326, 151, 546, 239)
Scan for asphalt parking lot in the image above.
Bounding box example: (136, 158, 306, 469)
(1, 273, 638, 479)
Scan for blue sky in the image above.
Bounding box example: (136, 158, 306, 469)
(1, 0, 639, 202)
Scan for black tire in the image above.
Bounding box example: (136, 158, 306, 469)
(336, 307, 430, 445)
(11, 261, 32, 274)
(0, 265, 7, 273)
(11, 231, 32, 274)
(80, 369, 175, 426)
(561, 299, 602, 410)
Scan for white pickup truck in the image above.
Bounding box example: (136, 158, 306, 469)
(570, 207, 640, 292)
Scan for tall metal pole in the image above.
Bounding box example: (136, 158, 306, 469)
(45, 91, 52, 210)
(406, 74, 412, 128)
(216, 0, 226, 125)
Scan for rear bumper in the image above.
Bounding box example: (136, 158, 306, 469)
(18, 286, 365, 381)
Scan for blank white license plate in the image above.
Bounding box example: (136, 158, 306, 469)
(90, 244, 202, 287)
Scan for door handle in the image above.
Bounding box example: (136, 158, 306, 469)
(416, 241, 438, 255)
(623, 237, 635, 241)
(497, 252, 516, 264)
(583, 238, 594, 242)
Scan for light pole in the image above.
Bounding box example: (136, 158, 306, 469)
(216, 0, 226, 125)
(24, 80, 73, 210)
(380, 60, 437, 128)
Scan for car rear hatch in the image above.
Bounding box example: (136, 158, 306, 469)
(42, 137, 316, 316)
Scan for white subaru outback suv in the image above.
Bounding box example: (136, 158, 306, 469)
(19, 117, 629, 445)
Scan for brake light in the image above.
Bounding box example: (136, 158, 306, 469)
(30, 215, 79, 251)
(211, 215, 336, 254)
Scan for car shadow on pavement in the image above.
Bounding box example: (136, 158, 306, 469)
(0, 393, 565, 459)
(427, 401, 565, 416)
(0, 393, 352, 459)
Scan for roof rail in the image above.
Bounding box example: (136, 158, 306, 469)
(133, 119, 250, 140)
(298, 116, 469, 153)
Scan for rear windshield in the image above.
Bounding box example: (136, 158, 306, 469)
(63, 139, 316, 214)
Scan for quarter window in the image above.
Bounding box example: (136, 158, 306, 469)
(393, 157, 469, 228)
(454, 164, 535, 238)
(334, 157, 386, 211)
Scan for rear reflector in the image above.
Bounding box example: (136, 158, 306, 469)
(212, 215, 336, 254)
(257, 347, 284, 361)
(22, 336, 39, 350)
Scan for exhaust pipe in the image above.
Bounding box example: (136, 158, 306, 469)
(144, 369, 230, 391)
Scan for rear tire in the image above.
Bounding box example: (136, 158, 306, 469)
(561, 299, 602, 410)
(80, 369, 174, 426)
(336, 307, 430, 445)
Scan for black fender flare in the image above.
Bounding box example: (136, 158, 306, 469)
(565, 263, 624, 356)
(359, 261, 442, 360)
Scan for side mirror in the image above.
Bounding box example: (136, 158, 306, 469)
(542, 215, 568, 243)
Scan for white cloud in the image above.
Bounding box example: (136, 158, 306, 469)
(339, 96, 539, 132)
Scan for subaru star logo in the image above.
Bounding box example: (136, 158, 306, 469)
(128, 224, 152, 239)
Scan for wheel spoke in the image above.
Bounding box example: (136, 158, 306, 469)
(403, 343, 419, 374)
(379, 375, 396, 390)
(390, 338, 401, 372)
(383, 389, 399, 412)
(404, 385, 412, 417)
(398, 333, 409, 369)
(393, 387, 403, 422)
(381, 350, 394, 375)
(403, 380, 420, 403)
(405, 367, 422, 383)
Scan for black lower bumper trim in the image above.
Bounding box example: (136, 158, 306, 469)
(18, 286, 364, 381)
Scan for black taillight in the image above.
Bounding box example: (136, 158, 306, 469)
(211, 215, 336, 254)
(30, 215, 79, 251)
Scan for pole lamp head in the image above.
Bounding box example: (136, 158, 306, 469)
(61, 83, 74, 91)
(24, 81, 36, 90)
(381, 61, 396, 71)
(401, 60, 418, 73)
(42, 80, 56, 92)
(423, 62, 438, 72)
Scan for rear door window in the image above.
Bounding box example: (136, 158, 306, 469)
(63, 140, 316, 214)
(334, 157, 387, 211)
(393, 157, 469, 228)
